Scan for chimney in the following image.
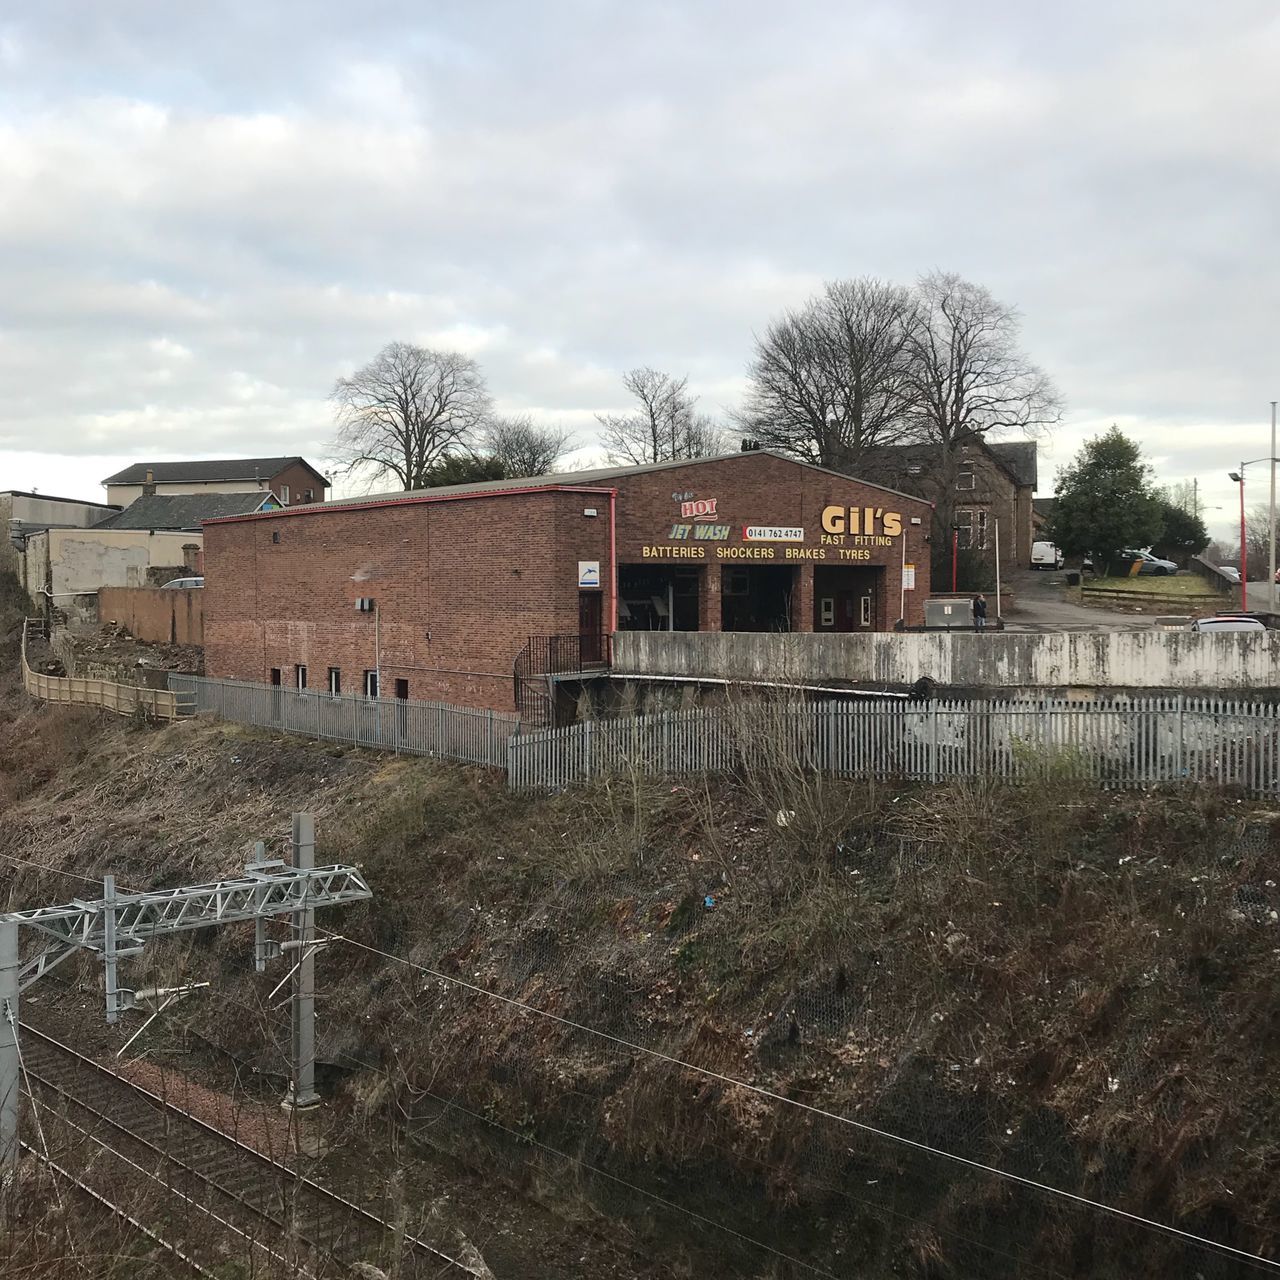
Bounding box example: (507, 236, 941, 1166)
(142, 467, 156, 497)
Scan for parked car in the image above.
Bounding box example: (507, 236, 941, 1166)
(1121, 549, 1178, 576)
(1030, 540, 1064, 570)
(1187, 615, 1265, 633)
(1217, 565, 1241, 583)
(160, 576, 204, 589)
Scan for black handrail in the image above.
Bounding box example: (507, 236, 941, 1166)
(513, 633, 612, 726)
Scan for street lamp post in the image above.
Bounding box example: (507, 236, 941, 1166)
(1230, 469, 1247, 610)
(1270, 401, 1278, 613)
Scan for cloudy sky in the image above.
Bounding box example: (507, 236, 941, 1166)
(1, 1, 1276, 539)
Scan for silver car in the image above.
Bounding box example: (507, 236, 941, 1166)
(1187, 615, 1265, 633)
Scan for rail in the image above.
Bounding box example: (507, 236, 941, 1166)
(18, 1021, 474, 1276)
(21, 617, 193, 721)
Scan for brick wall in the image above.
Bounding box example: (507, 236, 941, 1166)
(597, 452, 934, 629)
(204, 489, 611, 711)
(98, 586, 205, 646)
(271, 462, 328, 506)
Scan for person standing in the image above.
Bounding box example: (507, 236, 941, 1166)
(972, 592, 988, 631)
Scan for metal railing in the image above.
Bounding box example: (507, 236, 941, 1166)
(513, 633, 612, 727)
(168, 675, 517, 768)
(507, 695, 1280, 794)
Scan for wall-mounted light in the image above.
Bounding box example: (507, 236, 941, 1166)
(910, 517, 922, 525)
(583, 507, 598, 517)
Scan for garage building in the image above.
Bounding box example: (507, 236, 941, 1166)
(202, 449, 934, 712)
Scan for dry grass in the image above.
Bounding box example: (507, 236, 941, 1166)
(5, 646, 1280, 1277)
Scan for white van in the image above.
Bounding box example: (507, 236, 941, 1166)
(1031, 541, 1064, 570)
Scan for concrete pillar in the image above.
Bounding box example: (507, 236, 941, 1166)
(0, 920, 18, 1177)
(284, 814, 320, 1110)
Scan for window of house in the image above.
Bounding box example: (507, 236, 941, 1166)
(955, 510, 989, 550)
(295, 664, 307, 689)
(328, 667, 341, 696)
(956, 469, 976, 491)
(302, 488, 315, 503)
(279, 484, 290, 505)
(270, 668, 281, 686)
(394, 678, 409, 700)
(363, 670, 379, 698)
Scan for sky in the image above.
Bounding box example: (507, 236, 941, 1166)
(0, 1, 1276, 543)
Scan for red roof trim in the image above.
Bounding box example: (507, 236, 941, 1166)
(201, 483, 619, 525)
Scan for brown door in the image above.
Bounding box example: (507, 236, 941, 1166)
(579, 591, 603, 663)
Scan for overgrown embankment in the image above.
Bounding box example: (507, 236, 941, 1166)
(2, 643, 1278, 1277)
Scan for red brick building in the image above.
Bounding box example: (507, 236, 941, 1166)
(202, 450, 933, 711)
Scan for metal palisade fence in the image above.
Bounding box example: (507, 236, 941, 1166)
(168, 675, 518, 768)
(506, 696, 1280, 795)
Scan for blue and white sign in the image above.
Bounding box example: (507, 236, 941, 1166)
(578, 560, 601, 588)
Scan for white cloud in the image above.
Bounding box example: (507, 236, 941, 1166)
(0, 0, 1276, 513)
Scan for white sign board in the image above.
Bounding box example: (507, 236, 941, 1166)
(742, 526, 804, 542)
(903, 563, 916, 591)
(578, 560, 601, 588)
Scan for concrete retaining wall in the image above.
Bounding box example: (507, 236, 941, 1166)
(98, 586, 204, 647)
(613, 630, 1280, 691)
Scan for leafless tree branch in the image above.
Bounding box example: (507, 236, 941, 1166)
(480, 414, 571, 478)
(596, 367, 727, 465)
(329, 342, 492, 491)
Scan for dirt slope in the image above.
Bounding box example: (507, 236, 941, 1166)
(2, 635, 1279, 1277)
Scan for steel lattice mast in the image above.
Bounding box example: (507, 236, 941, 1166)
(0, 813, 371, 1170)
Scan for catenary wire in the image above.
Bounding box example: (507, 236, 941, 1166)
(325, 928, 1280, 1275)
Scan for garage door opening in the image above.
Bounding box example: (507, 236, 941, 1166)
(721, 564, 795, 632)
(617, 564, 701, 631)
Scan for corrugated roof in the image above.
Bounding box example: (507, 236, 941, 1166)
(205, 449, 934, 524)
(101, 457, 329, 486)
(93, 492, 277, 531)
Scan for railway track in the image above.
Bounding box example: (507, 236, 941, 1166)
(18, 1022, 473, 1277)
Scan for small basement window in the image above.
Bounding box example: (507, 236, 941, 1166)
(328, 667, 341, 695)
(270, 668, 281, 686)
(295, 664, 307, 689)
(394, 678, 409, 700)
(363, 670, 379, 698)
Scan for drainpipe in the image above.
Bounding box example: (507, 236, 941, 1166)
(608, 488, 618, 634)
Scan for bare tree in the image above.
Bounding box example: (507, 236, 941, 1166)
(737, 278, 916, 471)
(480, 414, 571, 477)
(330, 342, 492, 490)
(902, 271, 1062, 550)
(596, 368, 726, 465)
(904, 271, 1061, 451)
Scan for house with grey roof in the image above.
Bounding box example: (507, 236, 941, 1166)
(102, 456, 328, 509)
(92, 492, 279, 531)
